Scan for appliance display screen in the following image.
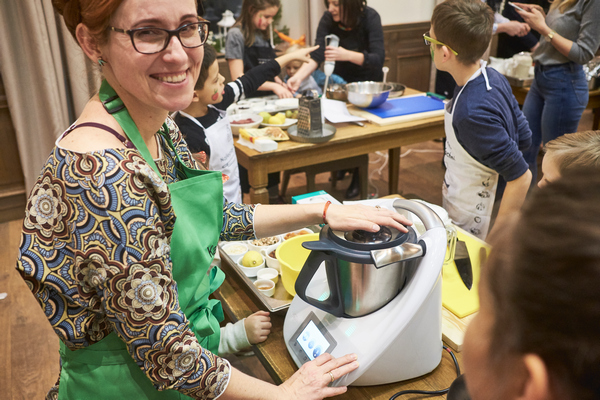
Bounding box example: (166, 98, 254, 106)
(296, 320, 331, 360)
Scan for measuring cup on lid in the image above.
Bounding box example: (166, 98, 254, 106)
(411, 200, 457, 264)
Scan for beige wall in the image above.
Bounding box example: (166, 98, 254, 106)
(279, 1, 436, 44)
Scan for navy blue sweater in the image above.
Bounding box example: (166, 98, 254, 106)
(450, 67, 531, 182)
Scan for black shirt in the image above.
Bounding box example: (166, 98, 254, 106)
(310, 6, 385, 83)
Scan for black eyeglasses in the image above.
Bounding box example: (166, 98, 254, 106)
(109, 19, 210, 55)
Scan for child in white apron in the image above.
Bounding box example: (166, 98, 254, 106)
(429, 0, 532, 241)
(174, 44, 317, 204)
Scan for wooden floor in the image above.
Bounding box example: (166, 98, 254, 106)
(0, 110, 594, 399)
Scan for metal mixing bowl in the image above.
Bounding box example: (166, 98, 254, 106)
(387, 82, 406, 98)
(346, 81, 393, 108)
(325, 83, 348, 101)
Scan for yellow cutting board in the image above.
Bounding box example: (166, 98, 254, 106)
(442, 228, 491, 318)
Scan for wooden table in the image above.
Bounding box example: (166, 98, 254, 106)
(213, 255, 463, 399)
(236, 88, 445, 204)
(511, 85, 600, 130)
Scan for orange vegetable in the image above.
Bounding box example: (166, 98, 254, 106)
(274, 30, 306, 47)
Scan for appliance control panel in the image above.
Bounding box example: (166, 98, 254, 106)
(288, 312, 338, 364)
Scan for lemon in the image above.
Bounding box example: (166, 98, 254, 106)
(259, 111, 272, 124)
(241, 251, 263, 268)
(285, 110, 293, 118)
(268, 116, 284, 125)
(275, 112, 286, 120)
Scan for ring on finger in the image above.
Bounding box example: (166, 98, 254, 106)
(328, 371, 335, 383)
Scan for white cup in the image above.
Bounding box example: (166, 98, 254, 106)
(257, 267, 279, 283)
(254, 279, 275, 297)
(222, 242, 249, 263)
(260, 249, 281, 273)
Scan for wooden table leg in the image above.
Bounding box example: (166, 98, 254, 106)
(388, 147, 401, 195)
(248, 162, 270, 204)
(593, 108, 600, 130)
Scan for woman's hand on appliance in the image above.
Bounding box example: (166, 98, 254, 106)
(324, 204, 412, 233)
(253, 203, 412, 239)
(278, 353, 359, 400)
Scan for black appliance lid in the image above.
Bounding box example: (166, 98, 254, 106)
(327, 225, 415, 251)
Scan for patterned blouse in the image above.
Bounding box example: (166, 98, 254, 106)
(16, 117, 256, 399)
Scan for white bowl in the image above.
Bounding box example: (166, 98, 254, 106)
(281, 228, 314, 241)
(222, 242, 249, 263)
(257, 267, 279, 283)
(254, 279, 275, 297)
(236, 256, 265, 277)
(228, 113, 262, 136)
(260, 248, 281, 273)
(248, 235, 282, 255)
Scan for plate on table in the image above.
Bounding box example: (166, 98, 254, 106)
(261, 118, 298, 129)
(287, 124, 336, 143)
(272, 98, 299, 110)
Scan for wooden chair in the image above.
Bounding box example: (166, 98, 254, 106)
(280, 154, 369, 199)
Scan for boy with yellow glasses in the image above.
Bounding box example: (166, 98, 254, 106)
(429, 0, 532, 242)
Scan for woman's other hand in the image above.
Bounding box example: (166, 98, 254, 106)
(325, 204, 412, 233)
(324, 45, 350, 62)
(279, 353, 359, 400)
(496, 20, 531, 37)
(244, 310, 271, 345)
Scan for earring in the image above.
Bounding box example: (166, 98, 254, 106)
(98, 57, 106, 67)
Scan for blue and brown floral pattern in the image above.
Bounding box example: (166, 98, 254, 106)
(113, 262, 172, 325)
(16, 117, 249, 398)
(23, 172, 71, 242)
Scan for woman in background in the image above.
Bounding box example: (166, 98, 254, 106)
(287, 0, 385, 199)
(288, 0, 384, 92)
(226, 0, 294, 98)
(514, 0, 600, 183)
(463, 169, 600, 400)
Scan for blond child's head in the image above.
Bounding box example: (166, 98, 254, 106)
(539, 131, 600, 188)
(284, 45, 304, 78)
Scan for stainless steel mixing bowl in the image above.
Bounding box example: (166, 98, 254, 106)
(387, 82, 406, 98)
(325, 83, 348, 101)
(346, 81, 393, 108)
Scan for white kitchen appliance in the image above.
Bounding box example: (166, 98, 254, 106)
(283, 199, 446, 386)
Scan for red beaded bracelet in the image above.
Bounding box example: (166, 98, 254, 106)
(322, 201, 332, 225)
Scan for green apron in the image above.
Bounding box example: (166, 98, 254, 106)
(58, 80, 226, 399)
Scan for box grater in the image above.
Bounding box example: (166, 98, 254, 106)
(297, 90, 323, 138)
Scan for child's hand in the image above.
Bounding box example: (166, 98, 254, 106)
(273, 84, 294, 99)
(244, 310, 271, 344)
